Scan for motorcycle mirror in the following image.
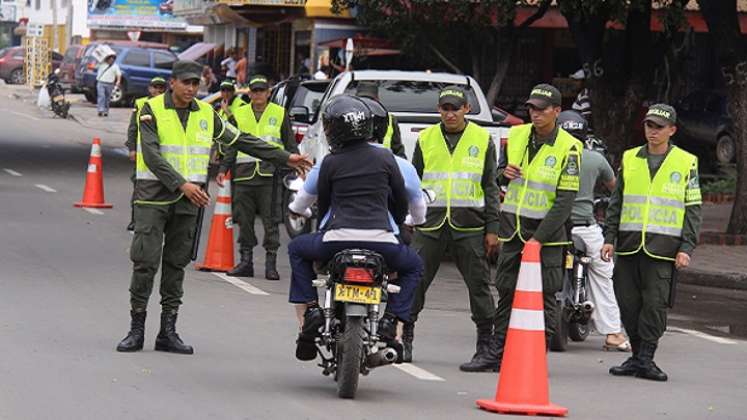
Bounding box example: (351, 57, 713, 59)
(422, 189, 437, 205)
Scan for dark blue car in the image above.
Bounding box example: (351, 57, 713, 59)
(81, 45, 177, 107)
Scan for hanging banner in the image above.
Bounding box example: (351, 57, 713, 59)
(87, 0, 188, 30)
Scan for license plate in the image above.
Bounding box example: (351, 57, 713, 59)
(334, 284, 381, 304)
(565, 253, 574, 269)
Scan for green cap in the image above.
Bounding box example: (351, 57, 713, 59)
(220, 80, 236, 91)
(525, 83, 562, 109)
(438, 85, 467, 107)
(171, 60, 202, 82)
(150, 76, 166, 86)
(644, 103, 677, 126)
(248, 75, 270, 90)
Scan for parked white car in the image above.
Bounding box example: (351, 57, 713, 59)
(298, 70, 511, 163)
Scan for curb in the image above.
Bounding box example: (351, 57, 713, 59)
(699, 231, 747, 246)
(679, 268, 747, 291)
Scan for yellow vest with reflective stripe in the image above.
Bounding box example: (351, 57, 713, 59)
(382, 114, 395, 149)
(135, 94, 214, 195)
(418, 122, 489, 232)
(617, 145, 701, 261)
(233, 102, 286, 180)
(217, 96, 247, 121)
(498, 123, 582, 245)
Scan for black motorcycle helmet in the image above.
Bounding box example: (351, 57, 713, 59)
(557, 110, 589, 141)
(322, 94, 374, 148)
(358, 96, 388, 143)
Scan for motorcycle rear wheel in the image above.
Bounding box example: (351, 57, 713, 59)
(337, 316, 364, 399)
(568, 321, 590, 342)
(549, 301, 569, 352)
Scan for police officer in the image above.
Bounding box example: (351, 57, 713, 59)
(355, 81, 406, 158)
(216, 80, 246, 121)
(116, 61, 311, 354)
(408, 85, 501, 370)
(217, 75, 299, 280)
(493, 84, 583, 371)
(602, 104, 702, 381)
(125, 76, 168, 231)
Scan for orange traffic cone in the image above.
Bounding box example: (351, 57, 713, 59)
(195, 172, 235, 272)
(74, 137, 112, 208)
(476, 239, 568, 417)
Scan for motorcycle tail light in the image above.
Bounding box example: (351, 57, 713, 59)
(343, 267, 374, 284)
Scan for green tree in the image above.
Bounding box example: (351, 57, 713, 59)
(332, 0, 551, 106)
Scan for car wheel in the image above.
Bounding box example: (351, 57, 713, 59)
(716, 135, 736, 163)
(109, 83, 127, 107)
(9, 68, 24, 85)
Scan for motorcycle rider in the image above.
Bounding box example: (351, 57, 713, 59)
(557, 110, 630, 352)
(287, 94, 424, 361)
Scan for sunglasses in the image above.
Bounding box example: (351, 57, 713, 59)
(251, 88, 268, 93)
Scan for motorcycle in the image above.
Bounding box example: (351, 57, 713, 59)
(310, 249, 402, 399)
(46, 69, 70, 119)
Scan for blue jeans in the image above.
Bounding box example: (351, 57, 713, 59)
(96, 81, 114, 113)
(288, 232, 423, 321)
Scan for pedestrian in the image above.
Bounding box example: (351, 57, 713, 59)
(603, 104, 702, 381)
(286, 94, 423, 362)
(493, 84, 583, 371)
(216, 75, 298, 281)
(96, 53, 121, 117)
(116, 60, 311, 355)
(215, 80, 246, 121)
(221, 48, 238, 81)
(124, 76, 168, 231)
(235, 49, 248, 86)
(198, 65, 217, 97)
(557, 110, 631, 352)
(407, 85, 501, 369)
(355, 81, 406, 158)
(571, 70, 592, 125)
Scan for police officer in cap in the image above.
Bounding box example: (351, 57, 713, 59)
(355, 81, 406, 158)
(116, 60, 311, 354)
(603, 104, 702, 381)
(493, 84, 583, 371)
(408, 85, 501, 370)
(125, 76, 168, 231)
(216, 79, 246, 121)
(217, 75, 298, 280)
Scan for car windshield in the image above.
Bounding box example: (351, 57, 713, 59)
(344, 80, 481, 114)
(291, 83, 328, 118)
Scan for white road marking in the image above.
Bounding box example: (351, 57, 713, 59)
(8, 110, 41, 121)
(83, 208, 104, 215)
(3, 168, 22, 176)
(394, 363, 446, 381)
(213, 272, 269, 296)
(668, 327, 738, 345)
(34, 184, 57, 193)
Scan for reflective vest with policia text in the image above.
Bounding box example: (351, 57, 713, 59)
(231, 102, 286, 181)
(218, 96, 247, 121)
(382, 114, 395, 149)
(418, 121, 489, 233)
(135, 94, 214, 204)
(497, 124, 582, 246)
(616, 145, 701, 261)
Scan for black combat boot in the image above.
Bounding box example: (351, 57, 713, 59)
(228, 249, 253, 277)
(296, 305, 324, 361)
(459, 320, 500, 372)
(378, 313, 404, 363)
(401, 321, 414, 363)
(636, 341, 668, 381)
(154, 312, 194, 355)
(265, 252, 280, 281)
(609, 338, 641, 376)
(116, 310, 146, 352)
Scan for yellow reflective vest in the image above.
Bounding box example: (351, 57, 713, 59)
(418, 121, 489, 232)
(497, 123, 582, 246)
(135, 94, 214, 203)
(616, 145, 701, 260)
(382, 114, 395, 149)
(217, 96, 246, 121)
(232, 102, 286, 181)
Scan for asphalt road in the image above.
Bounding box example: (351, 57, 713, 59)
(1, 88, 746, 420)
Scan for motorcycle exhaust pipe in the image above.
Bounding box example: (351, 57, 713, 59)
(581, 301, 595, 313)
(366, 348, 398, 368)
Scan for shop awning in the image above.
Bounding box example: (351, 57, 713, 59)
(305, 0, 351, 18)
(178, 42, 218, 61)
